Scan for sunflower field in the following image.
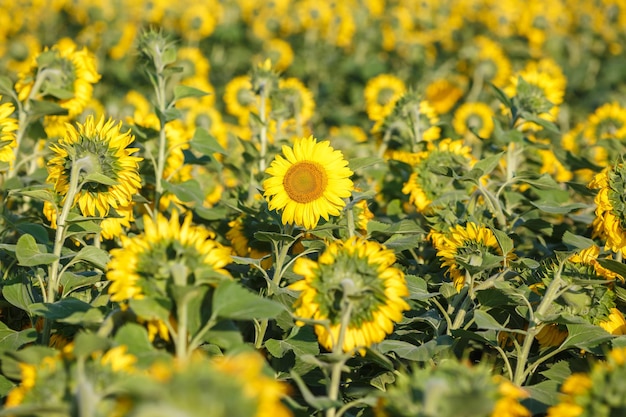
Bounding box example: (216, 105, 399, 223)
(2, 0, 626, 416)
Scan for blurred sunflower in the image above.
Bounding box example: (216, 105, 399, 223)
(15, 37, 100, 119)
(458, 35, 512, 88)
(588, 164, 626, 255)
(226, 213, 273, 269)
(0, 98, 18, 170)
(453, 101, 495, 139)
(425, 77, 466, 115)
(263, 136, 354, 230)
(274, 77, 316, 128)
(290, 236, 410, 353)
(260, 38, 294, 72)
(224, 75, 257, 123)
(584, 101, 626, 142)
(401, 139, 475, 212)
(364, 74, 406, 122)
(546, 346, 626, 416)
(430, 222, 507, 290)
(46, 115, 142, 218)
(106, 210, 232, 302)
(176, 1, 223, 41)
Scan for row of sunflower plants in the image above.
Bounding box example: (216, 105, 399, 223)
(0, 1, 626, 417)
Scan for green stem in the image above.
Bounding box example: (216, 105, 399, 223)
(409, 104, 422, 152)
(153, 55, 169, 214)
(377, 127, 393, 158)
(258, 84, 269, 173)
(176, 298, 189, 364)
(513, 261, 565, 385)
(326, 301, 353, 417)
(43, 156, 86, 344)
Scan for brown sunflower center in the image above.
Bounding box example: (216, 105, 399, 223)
(283, 161, 328, 203)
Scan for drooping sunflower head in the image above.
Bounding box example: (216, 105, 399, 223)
(46, 115, 143, 218)
(0, 98, 18, 170)
(290, 236, 410, 353)
(364, 74, 407, 122)
(15, 38, 100, 118)
(106, 210, 233, 303)
(588, 164, 626, 255)
(263, 136, 354, 230)
(431, 222, 507, 290)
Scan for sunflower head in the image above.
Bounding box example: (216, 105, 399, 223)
(46, 115, 143, 218)
(106, 210, 233, 303)
(588, 163, 626, 255)
(364, 74, 406, 122)
(0, 99, 18, 170)
(290, 236, 409, 353)
(15, 38, 100, 118)
(431, 222, 508, 290)
(263, 136, 354, 230)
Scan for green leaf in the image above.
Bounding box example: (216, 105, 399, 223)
(265, 330, 320, 359)
(2, 281, 35, 312)
(522, 113, 560, 133)
(523, 380, 560, 415)
(83, 172, 118, 186)
(0, 75, 15, 96)
(204, 320, 245, 349)
(212, 280, 285, 320)
(29, 99, 68, 118)
(113, 323, 156, 360)
(190, 127, 226, 156)
(16, 234, 58, 266)
(254, 231, 297, 243)
(16, 223, 49, 244)
(162, 179, 204, 204)
(491, 227, 514, 256)
(561, 323, 614, 350)
(349, 156, 383, 172)
(470, 152, 504, 177)
(540, 360, 572, 383)
(377, 336, 453, 361)
(129, 297, 172, 323)
(562, 231, 596, 250)
(404, 274, 438, 301)
(72, 332, 110, 357)
(174, 85, 210, 101)
(529, 201, 589, 214)
(30, 298, 104, 326)
(0, 322, 38, 354)
(70, 246, 110, 270)
(473, 309, 509, 331)
(490, 83, 512, 108)
(14, 188, 56, 204)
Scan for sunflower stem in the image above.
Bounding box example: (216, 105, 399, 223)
(43, 156, 87, 345)
(408, 103, 422, 153)
(513, 260, 565, 385)
(151, 44, 170, 216)
(377, 127, 393, 159)
(326, 300, 353, 417)
(258, 82, 269, 173)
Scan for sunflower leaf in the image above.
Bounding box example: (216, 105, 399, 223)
(190, 127, 226, 155)
(561, 323, 614, 350)
(0, 76, 15, 96)
(349, 156, 384, 172)
(82, 172, 118, 186)
(212, 280, 285, 320)
(69, 246, 110, 270)
(29, 99, 68, 118)
(16, 234, 58, 266)
(174, 85, 210, 101)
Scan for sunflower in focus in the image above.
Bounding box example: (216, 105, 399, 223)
(290, 236, 410, 353)
(106, 210, 233, 302)
(453, 102, 495, 139)
(430, 222, 508, 290)
(46, 115, 142, 218)
(0, 98, 18, 170)
(588, 164, 626, 256)
(263, 136, 354, 230)
(364, 74, 406, 122)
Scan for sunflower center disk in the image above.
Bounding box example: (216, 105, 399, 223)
(283, 161, 328, 203)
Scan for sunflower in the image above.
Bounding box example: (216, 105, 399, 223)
(224, 75, 257, 122)
(274, 77, 316, 126)
(106, 210, 232, 302)
(599, 308, 626, 335)
(290, 236, 410, 353)
(263, 136, 354, 230)
(459, 35, 512, 88)
(588, 164, 626, 255)
(400, 139, 475, 213)
(15, 37, 100, 119)
(46, 115, 142, 218)
(261, 38, 294, 72)
(431, 222, 507, 290)
(0, 98, 18, 170)
(425, 77, 466, 115)
(584, 101, 626, 142)
(226, 214, 274, 269)
(453, 102, 495, 139)
(364, 74, 406, 122)
(177, 1, 223, 41)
